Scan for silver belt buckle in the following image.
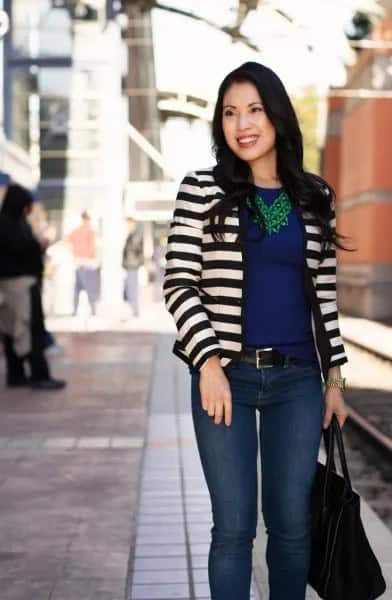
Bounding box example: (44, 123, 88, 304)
(256, 347, 273, 369)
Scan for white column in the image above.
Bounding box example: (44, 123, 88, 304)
(97, 22, 127, 309)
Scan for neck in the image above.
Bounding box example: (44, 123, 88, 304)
(248, 150, 281, 188)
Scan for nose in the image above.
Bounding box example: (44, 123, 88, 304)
(237, 112, 252, 131)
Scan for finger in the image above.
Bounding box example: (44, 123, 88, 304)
(323, 406, 333, 429)
(336, 412, 348, 429)
(224, 399, 232, 427)
(214, 407, 223, 425)
(207, 401, 215, 417)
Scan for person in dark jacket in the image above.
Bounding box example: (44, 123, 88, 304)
(0, 184, 66, 390)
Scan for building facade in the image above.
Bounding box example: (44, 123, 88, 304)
(323, 4, 392, 321)
(2, 0, 128, 311)
(0, 0, 35, 192)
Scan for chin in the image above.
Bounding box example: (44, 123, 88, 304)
(236, 147, 265, 161)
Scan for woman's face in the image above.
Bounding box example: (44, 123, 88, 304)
(222, 80, 276, 164)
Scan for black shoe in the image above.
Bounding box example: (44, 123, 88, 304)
(6, 377, 31, 388)
(30, 378, 67, 390)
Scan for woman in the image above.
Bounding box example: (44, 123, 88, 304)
(0, 184, 66, 390)
(163, 62, 349, 600)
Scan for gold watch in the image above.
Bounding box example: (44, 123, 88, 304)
(325, 376, 346, 391)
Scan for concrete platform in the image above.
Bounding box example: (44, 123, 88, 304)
(0, 290, 390, 599)
(0, 331, 155, 600)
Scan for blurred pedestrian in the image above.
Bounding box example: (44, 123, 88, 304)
(0, 184, 66, 390)
(66, 211, 100, 316)
(34, 207, 64, 355)
(122, 217, 143, 317)
(163, 62, 350, 600)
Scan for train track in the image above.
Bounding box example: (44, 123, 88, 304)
(341, 340, 392, 529)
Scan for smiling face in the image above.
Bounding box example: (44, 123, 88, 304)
(222, 80, 276, 167)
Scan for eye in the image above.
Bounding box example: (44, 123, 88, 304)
(223, 110, 234, 117)
(252, 106, 263, 112)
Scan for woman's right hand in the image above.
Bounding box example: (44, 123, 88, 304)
(199, 355, 232, 427)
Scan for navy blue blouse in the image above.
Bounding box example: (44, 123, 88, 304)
(241, 186, 318, 363)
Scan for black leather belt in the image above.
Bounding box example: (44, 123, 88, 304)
(240, 347, 304, 369)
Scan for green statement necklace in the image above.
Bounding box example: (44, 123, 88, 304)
(246, 189, 292, 235)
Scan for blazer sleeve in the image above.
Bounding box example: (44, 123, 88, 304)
(163, 171, 222, 370)
(316, 194, 348, 369)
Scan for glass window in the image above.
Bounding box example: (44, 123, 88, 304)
(10, 69, 36, 151)
(11, 0, 72, 58)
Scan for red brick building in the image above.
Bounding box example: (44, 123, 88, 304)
(323, 9, 392, 321)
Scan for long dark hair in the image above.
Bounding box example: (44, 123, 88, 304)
(210, 61, 349, 250)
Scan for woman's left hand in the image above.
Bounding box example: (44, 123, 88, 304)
(323, 386, 349, 430)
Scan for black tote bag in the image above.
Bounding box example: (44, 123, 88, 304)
(308, 415, 386, 600)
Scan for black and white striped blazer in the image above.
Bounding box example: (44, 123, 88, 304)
(163, 167, 348, 381)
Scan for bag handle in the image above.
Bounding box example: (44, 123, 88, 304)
(331, 415, 353, 491)
(322, 415, 353, 506)
(322, 422, 335, 508)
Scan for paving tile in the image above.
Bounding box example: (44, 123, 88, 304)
(188, 530, 210, 543)
(77, 437, 111, 448)
(0, 550, 66, 579)
(137, 514, 185, 525)
(184, 495, 210, 502)
(190, 543, 210, 556)
(142, 472, 181, 483)
(186, 514, 212, 524)
(62, 550, 129, 579)
(111, 437, 144, 448)
(140, 490, 182, 498)
(142, 462, 181, 469)
(137, 532, 185, 544)
(132, 569, 189, 584)
(0, 579, 55, 600)
(135, 543, 187, 558)
(192, 569, 208, 583)
(50, 578, 125, 600)
(194, 582, 211, 597)
(187, 523, 211, 532)
(133, 557, 187, 571)
(185, 494, 210, 501)
(6, 437, 44, 449)
(136, 524, 185, 536)
(131, 582, 190, 599)
(141, 484, 182, 493)
(141, 476, 181, 484)
(138, 507, 184, 516)
(42, 438, 77, 449)
(138, 499, 183, 508)
(143, 448, 179, 454)
(186, 506, 211, 514)
(190, 555, 208, 569)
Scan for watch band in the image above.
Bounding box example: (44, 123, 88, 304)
(325, 376, 346, 391)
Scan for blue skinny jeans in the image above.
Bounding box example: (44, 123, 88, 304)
(190, 358, 324, 600)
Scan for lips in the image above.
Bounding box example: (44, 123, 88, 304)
(237, 135, 258, 148)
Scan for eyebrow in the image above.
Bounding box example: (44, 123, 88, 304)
(223, 101, 263, 109)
